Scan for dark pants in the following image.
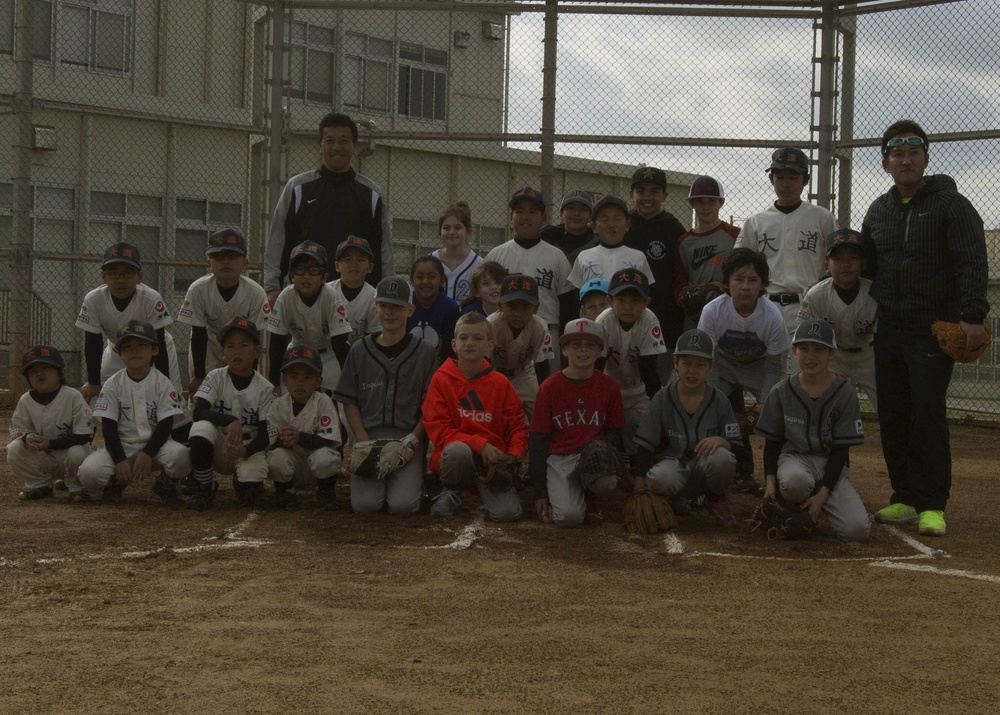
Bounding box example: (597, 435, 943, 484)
(874, 322, 954, 512)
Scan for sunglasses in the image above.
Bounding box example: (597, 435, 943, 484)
(884, 136, 925, 154)
(290, 265, 325, 277)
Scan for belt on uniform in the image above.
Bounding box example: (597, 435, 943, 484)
(841, 344, 873, 354)
(769, 293, 800, 306)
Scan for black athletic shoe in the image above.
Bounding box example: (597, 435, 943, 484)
(259, 489, 298, 508)
(152, 476, 183, 506)
(101, 483, 125, 504)
(18, 486, 54, 501)
(179, 474, 198, 496)
(736, 474, 766, 498)
(186, 481, 217, 511)
(315, 480, 336, 510)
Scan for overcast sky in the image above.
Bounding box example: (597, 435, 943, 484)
(504, 0, 1000, 228)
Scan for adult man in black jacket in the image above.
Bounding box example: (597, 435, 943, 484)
(862, 119, 989, 537)
(263, 113, 393, 306)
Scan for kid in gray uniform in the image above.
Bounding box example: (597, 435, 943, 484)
(755, 320, 870, 542)
(633, 330, 740, 526)
(335, 277, 437, 514)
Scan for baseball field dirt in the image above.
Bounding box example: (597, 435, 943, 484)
(2, 420, 998, 714)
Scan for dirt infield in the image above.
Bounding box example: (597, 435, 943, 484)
(2, 421, 999, 714)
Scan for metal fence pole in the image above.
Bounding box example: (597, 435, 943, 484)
(836, 13, 857, 227)
(539, 0, 558, 214)
(10, 0, 35, 397)
(267, 0, 286, 228)
(814, 0, 837, 209)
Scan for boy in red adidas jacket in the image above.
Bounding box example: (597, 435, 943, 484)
(423, 312, 528, 521)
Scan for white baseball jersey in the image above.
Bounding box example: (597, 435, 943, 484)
(93, 368, 183, 446)
(568, 244, 655, 288)
(10, 386, 93, 442)
(487, 312, 554, 378)
(328, 279, 380, 344)
(432, 248, 483, 303)
(483, 241, 573, 326)
(596, 306, 667, 407)
(267, 390, 341, 448)
(194, 367, 277, 443)
(798, 277, 878, 351)
(76, 284, 172, 343)
(267, 283, 352, 348)
(177, 274, 268, 371)
(734, 202, 836, 295)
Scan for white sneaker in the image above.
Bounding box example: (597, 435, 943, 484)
(430, 488, 462, 516)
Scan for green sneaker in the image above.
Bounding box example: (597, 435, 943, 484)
(874, 503, 919, 524)
(918, 510, 946, 536)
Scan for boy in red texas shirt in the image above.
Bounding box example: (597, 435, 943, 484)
(423, 311, 528, 521)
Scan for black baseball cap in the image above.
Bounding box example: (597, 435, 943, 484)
(281, 345, 323, 374)
(218, 315, 261, 345)
(289, 241, 328, 269)
(560, 189, 594, 211)
(674, 329, 715, 359)
(336, 235, 374, 260)
(21, 345, 65, 375)
(768, 148, 809, 175)
(631, 167, 667, 189)
(102, 242, 142, 270)
(206, 228, 248, 257)
(375, 277, 412, 306)
(825, 228, 864, 258)
(793, 319, 837, 349)
(114, 320, 158, 350)
(508, 186, 546, 211)
(591, 195, 630, 221)
(499, 274, 540, 305)
(608, 268, 650, 298)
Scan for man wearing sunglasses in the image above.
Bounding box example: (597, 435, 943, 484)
(862, 119, 989, 537)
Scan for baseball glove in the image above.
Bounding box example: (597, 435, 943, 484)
(479, 453, 521, 491)
(347, 439, 413, 479)
(931, 321, 991, 363)
(677, 281, 726, 323)
(578, 439, 629, 493)
(623, 488, 677, 534)
(750, 497, 816, 540)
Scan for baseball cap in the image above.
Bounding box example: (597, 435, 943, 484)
(560, 189, 594, 212)
(206, 228, 248, 257)
(674, 329, 715, 359)
(336, 235, 374, 260)
(579, 278, 610, 301)
(102, 242, 142, 270)
(374, 277, 412, 307)
(608, 268, 650, 298)
(499, 274, 540, 305)
(792, 319, 837, 349)
(559, 318, 606, 349)
(114, 320, 158, 350)
(591, 195, 630, 221)
(218, 315, 261, 345)
(508, 186, 546, 211)
(631, 166, 667, 189)
(825, 228, 864, 258)
(289, 240, 328, 269)
(21, 345, 65, 375)
(281, 345, 323, 374)
(768, 148, 809, 175)
(688, 176, 726, 200)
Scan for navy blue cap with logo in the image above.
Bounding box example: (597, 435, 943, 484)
(21, 344, 65, 375)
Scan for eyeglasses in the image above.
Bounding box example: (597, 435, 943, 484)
(290, 265, 324, 277)
(209, 251, 244, 261)
(102, 270, 138, 280)
(884, 136, 925, 154)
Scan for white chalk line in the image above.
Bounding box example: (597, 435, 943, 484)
(425, 513, 485, 550)
(3, 512, 273, 567)
(870, 561, 1000, 583)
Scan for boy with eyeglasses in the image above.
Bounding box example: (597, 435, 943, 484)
(862, 119, 989, 537)
(177, 229, 268, 397)
(266, 240, 352, 394)
(568, 195, 654, 289)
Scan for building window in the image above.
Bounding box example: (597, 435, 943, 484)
(173, 198, 243, 293)
(61, 0, 132, 74)
(286, 20, 335, 104)
(0, 0, 53, 60)
(0, 183, 76, 293)
(88, 190, 162, 288)
(397, 42, 448, 121)
(343, 32, 392, 114)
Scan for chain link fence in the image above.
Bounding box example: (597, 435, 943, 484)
(0, 0, 997, 417)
